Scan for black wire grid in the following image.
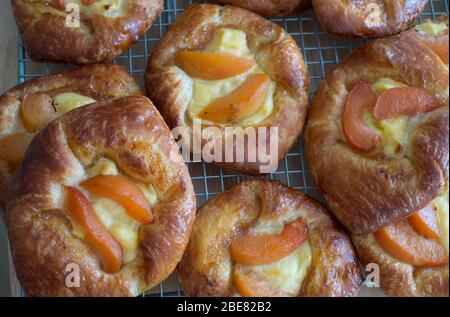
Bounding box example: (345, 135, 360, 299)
(15, 0, 449, 297)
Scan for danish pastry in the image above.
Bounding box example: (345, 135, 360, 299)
(11, 0, 164, 64)
(0, 64, 142, 220)
(352, 189, 449, 296)
(217, 0, 311, 16)
(406, 15, 449, 64)
(145, 4, 309, 175)
(6, 96, 196, 296)
(178, 180, 363, 297)
(304, 17, 449, 234)
(312, 0, 429, 38)
(352, 15, 450, 292)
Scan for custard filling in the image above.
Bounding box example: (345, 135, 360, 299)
(435, 188, 449, 252)
(185, 28, 275, 127)
(415, 20, 448, 36)
(0, 92, 96, 165)
(232, 218, 312, 296)
(69, 158, 157, 265)
(240, 242, 312, 295)
(364, 78, 410, 157)
(53, 92, 96, 113)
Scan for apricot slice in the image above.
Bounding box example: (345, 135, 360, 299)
(21, 93, 57, 133)
(65, 186, 123, 274)
(374, 220, 448, 267)
(199, 74, 270, 124)
(342, 80, 380, 152)
(233, 267, 293, 297)
(373, 87, 439, 120)
(230, 218, 308, 266)
(80, 175, 153, 224)
(408, 202, 441, 239)
(174, 51, 255, 80)
(0, 132, 34, 166)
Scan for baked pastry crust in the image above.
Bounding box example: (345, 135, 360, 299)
(304, 19, 449, 234)
(0, 64, 142, 220)
(11, 0, 164, 64)
(145, 4, 309, 175)
(352, 233, 449, 296)
(178, 179, 363, 297)
(217, 0, 311, 16)
(406, 15, 449, 57)
(6, 96, 196, 296)
(312, 0, 429, 38)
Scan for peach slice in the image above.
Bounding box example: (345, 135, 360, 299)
(233, 266, 293, 297)
(199, 74, 270, 124)
(342, 80, 380, 152)
(80, 175, 153, 224)
(174, 51, 255, 80)
(65, 186, 123, 274)
(373, 87, 439, 120)
(230, 218, 308, 266)
(0, 132, 34, 166)
(21, 93, 57, 133)
(374, 219, 448, 267)
(408, 202, 441, 239)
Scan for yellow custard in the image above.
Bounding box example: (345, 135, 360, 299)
(247, 242, 312, 295)
(53, 92, 96, 113)
(91, 197, 140, 263)
(187, 28, 275, 127)
(71, 158, 157, 263)
(237, 218, 312, 295)
(363, 78, 410, 157)
(415, 20, 448, 36)
(434, 188, 449, 252)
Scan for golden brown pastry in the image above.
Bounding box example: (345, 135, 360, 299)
(178, 179, 363, 297)
(352, 189, 449, 296)
(352, 15, 450, 291)
(11, 0, 164, 64)
(0, 64, 142, 220)
(217, 0, 311, 16)
(145, 4, 309, 175)
(406, 15, 449, 65)
(6, 96, 196, 296)
(312, 0, 429, 38)
(304, 17, 449, 234)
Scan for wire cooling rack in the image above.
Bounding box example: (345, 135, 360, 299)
(13, 0, 449, 297)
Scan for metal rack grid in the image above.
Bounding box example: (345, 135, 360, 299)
(14, 0, 449, 297)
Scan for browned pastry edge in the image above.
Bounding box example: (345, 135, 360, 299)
(312, 0, 429, 38)
(217, 0, 311, 16)
(6, 96, 196, 296)
(0, 63, 143, 221)
(405, 15, 449, 48)
(178, 179, 363, 297)
(145, 4, 310, 175)
(304, 20, 449, 234)
(352, 234, 449, 296)
(11, 0, 164, 64)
